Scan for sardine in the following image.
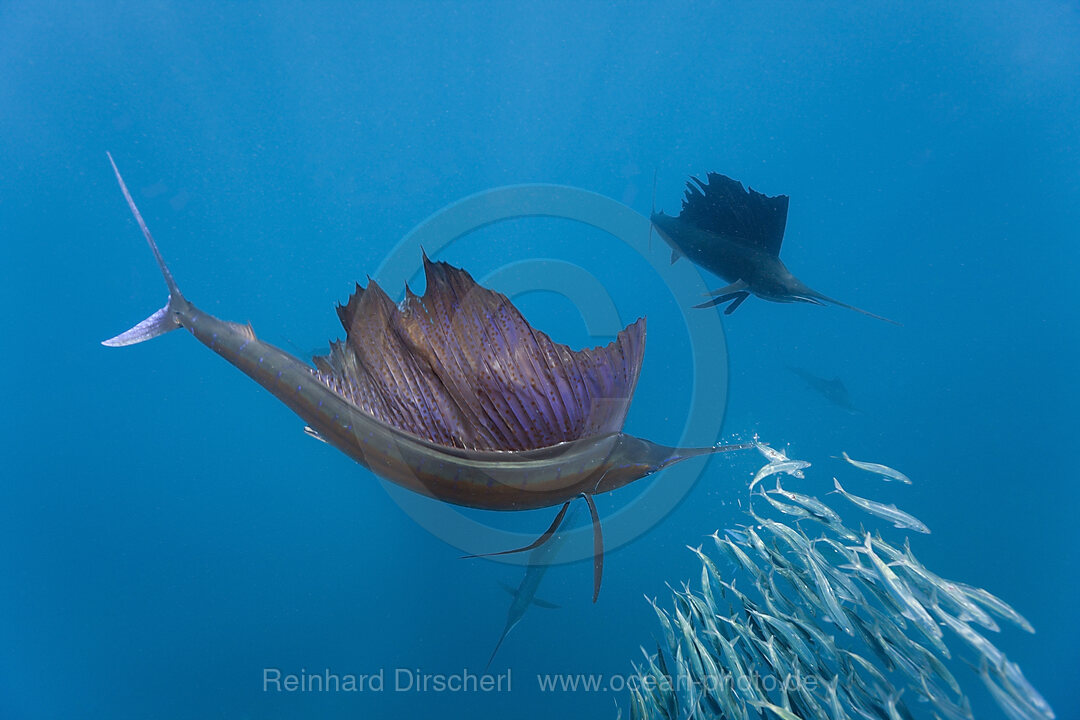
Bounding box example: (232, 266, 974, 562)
(841, 452, 913, 484)
(954, 581, 1035, 634)
(833, 479, 930, 533)
(750, 459, 812, 493)
(772, 479, 843, 524)
(856, 534, 941, 640)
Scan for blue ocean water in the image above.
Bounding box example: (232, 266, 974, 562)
(2, 2, 1078, 718)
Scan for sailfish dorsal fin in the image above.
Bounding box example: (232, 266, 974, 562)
(312, 256, 646, 452)
(679, 172, 789, 256)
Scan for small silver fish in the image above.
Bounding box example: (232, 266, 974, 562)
(891, 554, 999, 632)
(712, 531, 767, 584)
(803, 548, 855, 636)
(931, 601, 1004, 665)
(747, 609, 818, 672)
(993, 657, 1055, 719)
(918, 674, 973, 720)
(755, 441, 805, 477)
(884, 690, 907, 720)
(841, 451, 913, 484)
(954, 581, 1036, 634)
(747, 698, 803, 720)
(757, 488, 813, 520)
(979, 658, 1054, 720)
(646, 595, 677, 652)
(750, 459, 812, 493)
(856, 533, 941, 640)
(833, 478, 930, 533)
(771, 478, 843, 524)
(824, 677, 853, 720)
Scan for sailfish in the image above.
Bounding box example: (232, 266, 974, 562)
(488, 503, 584, 666)
(102, 155, 749, 601)
(651, 172, 898, 324)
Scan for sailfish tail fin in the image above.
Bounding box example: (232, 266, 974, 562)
(102, 152, 187, 347)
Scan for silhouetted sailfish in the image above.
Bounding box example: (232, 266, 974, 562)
(651, 173, 898, 324)
(787, 366, 861, 415)
(102, 155, 749, 602)
(487, 503, 582, 666)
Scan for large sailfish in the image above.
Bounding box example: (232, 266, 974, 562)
(102, 155, 748, 601)
(651, 172, 898, 324)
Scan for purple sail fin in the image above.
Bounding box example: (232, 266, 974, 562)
(314, 256, 646, 452)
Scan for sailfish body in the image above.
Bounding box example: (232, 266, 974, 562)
(102, 155, 748, 599)
(651, 172, 897, 324)
(788, 366, 861, 415)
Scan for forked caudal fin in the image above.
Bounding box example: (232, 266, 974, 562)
(102, 152, 187, 347)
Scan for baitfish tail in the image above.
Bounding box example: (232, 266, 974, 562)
(102, 152, 189, 347)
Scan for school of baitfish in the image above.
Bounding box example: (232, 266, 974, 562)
(622, 444, 1052, 720)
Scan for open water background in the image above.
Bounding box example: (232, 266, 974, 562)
(1, 2, 1077, 718)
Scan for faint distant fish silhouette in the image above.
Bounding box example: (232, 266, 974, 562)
(101, 154, 751, 601)
(488, 502, 583, 667)
(788, 366, 861, 415)
(651, 172, 898, 324)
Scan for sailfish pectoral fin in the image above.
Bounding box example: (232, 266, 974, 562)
(693, 290, 750, 312)
(724, 293, 750, 315)
(702, 280, 749, 297)
(693, 280, 750, 311)
(461, 501, 571, 560)
(581, 493, 604, 603)
(495, 581, 560, 609)
(530, 597, 561, 610)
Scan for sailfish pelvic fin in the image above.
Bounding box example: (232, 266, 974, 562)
(581, 493, 604, 603)
(461, 501, 572, 560)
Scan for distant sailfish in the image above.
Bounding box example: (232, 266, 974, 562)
(102, 155, 750, 601)
(651, 173, 898, 324)
(488, 503, 584, 666)
(788, 366, 861, 415)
